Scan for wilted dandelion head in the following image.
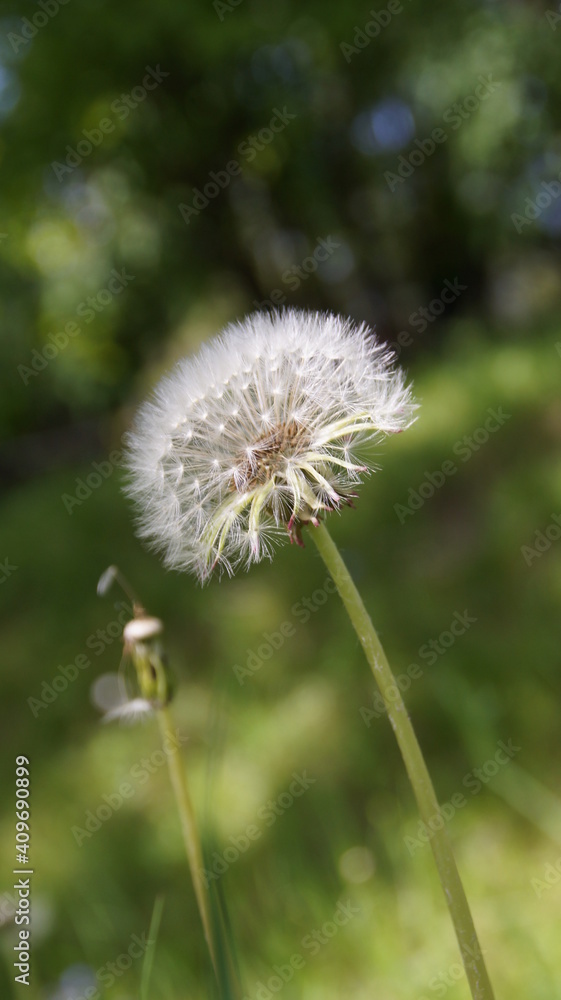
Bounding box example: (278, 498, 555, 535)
(125, 309, 417, 582)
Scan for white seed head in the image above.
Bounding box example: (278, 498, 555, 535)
(124, 309, 417, 582)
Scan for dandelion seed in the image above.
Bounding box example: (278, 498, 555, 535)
(102, 697, 155, 726)
(124, 309, 417, 582)
(96, 565, 118, 597)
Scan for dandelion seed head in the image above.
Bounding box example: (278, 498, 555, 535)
(124, 309, 417, 582)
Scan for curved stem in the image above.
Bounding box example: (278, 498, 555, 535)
(157, 705, 217, 978)
(309, 521, 495, 1000)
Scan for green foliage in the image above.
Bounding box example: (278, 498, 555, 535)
(1, 1, 561, 997)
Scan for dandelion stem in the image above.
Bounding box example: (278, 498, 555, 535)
(156, 705, 217, 978)
(309, 521, 495, 1000)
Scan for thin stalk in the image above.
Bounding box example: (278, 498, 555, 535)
(140, 894, 165, 1000)
(309, 521, 495, 1000)
(157, 705, 217, 978)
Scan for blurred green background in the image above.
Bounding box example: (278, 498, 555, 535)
(1, 1, 561, 997)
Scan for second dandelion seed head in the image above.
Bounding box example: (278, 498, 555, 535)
(124, 309, 418, 582)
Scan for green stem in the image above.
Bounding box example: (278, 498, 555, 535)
(309, 521, 495, 1000)
(157, 705, 217, 978)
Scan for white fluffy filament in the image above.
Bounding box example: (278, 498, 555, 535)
(124, 309, 417, 582)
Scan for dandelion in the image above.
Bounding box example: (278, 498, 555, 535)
(123, 310, 495, 1000)
(124, 309, 417, 581)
